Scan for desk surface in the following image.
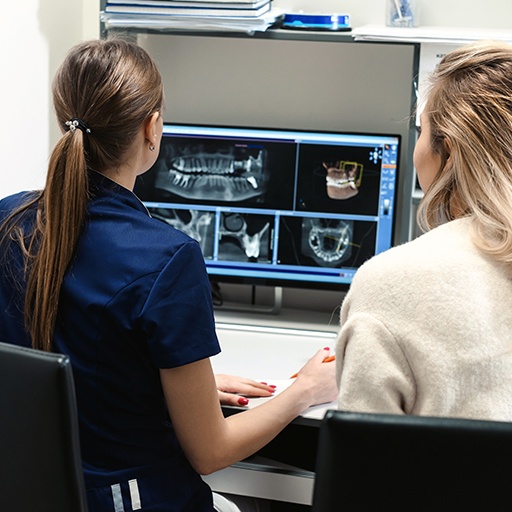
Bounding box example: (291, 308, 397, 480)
(212, 313, 339, 422)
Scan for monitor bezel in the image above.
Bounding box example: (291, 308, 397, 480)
(137, 122, 402, 293)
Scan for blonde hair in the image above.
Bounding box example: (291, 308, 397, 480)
(1, 38, 164, 351)
(417, 41, 512, 269)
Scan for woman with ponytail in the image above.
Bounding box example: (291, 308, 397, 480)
(0, 39, 336, 511)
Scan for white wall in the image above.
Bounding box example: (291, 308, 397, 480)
(0, 0, 99, 200)
(1, 0, 511, 200)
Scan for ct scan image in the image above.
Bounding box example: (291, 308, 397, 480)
(278, 215, 377, 269)
(218, 212, 273, 263)
(155, 141, 268, 202)
(300, 217, 353, 267)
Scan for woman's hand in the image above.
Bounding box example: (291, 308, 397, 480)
(215, 374, 275, 406)
(161, 350, 337, 475)
(291, 348, 338, 407)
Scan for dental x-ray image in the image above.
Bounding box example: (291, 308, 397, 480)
(153, 138, 269, 203)
(218, 212, 273, 263)
(301, 217, 353, 267)
(278, 215, 377, 269)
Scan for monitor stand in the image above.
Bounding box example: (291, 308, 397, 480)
(213, 285, 283, 315)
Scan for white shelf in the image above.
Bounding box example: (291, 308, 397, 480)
(352, 25, 512, 44)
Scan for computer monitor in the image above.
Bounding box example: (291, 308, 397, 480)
(135, 123, 401, 291)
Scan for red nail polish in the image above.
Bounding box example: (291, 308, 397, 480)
(269, 385, 277, 389)
(238, 397, 249, 406)
(260, 382, 267, 385)
(323, 347, 330, 351)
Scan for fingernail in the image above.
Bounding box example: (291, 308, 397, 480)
(269, 385, 277, 389)
(260, 382, 267, 385)
(323, 347, 330, 351)
(238, 397, 249, 406)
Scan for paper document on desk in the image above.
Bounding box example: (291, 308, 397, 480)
(244, 379, 336, 420)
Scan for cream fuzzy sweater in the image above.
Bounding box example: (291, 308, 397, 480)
(335, 218, 512, 421)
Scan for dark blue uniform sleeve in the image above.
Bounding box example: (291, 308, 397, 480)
(138, 239, 221, 368)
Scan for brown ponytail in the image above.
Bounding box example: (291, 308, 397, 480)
(25, 130, 89, 351)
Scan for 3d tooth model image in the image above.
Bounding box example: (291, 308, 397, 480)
(155, 143, 268, 202)
(323, 160, 363, 200)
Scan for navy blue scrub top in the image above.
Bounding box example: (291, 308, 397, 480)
(0, 171, 221, 511)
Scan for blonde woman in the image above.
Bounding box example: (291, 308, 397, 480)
(336, 41, 512, 420)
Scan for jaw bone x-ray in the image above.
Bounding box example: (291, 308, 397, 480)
(219, 213, 271, 262)
(150, 208, 272, 263)
(155, 141, 269, 202)
(301, 218, 353, 266)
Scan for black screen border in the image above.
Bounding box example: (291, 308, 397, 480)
(136, 122, 402, 293)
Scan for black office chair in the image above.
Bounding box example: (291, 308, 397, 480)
(0, 341, 88, 512)
(312, 409, 512, 512)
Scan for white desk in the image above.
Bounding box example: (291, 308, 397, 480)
(203, 311, 339, 506)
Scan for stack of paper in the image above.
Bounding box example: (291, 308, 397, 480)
(102, 0, 284, 33)
(351, 25, 512, 44)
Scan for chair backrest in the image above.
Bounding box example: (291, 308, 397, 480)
(312, 409, 512, 512)
(0, 341, 88, 512)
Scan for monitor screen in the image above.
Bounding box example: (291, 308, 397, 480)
(134, 124, 400, 290)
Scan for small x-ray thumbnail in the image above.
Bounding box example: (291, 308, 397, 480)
(300, 217, 353, 267)
(278, 216, 377, 269)
(218, 212, 273, 263)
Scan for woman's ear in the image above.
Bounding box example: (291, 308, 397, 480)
(144, 111, 160, 147)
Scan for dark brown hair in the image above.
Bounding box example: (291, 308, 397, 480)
(1, 38, 164, 350)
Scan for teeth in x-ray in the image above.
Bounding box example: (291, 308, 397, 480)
(156, 147, 266, 202)
(309, 226, 351, 263)
(172, 173, 192, 187)
(166, 170, 262, 201)
(156, 150, 266, 202)
(247, 176, 258, 189)
(173, 155, 237, 175)
(301, 218, 353, 266)
(220, 214, 270, 259)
